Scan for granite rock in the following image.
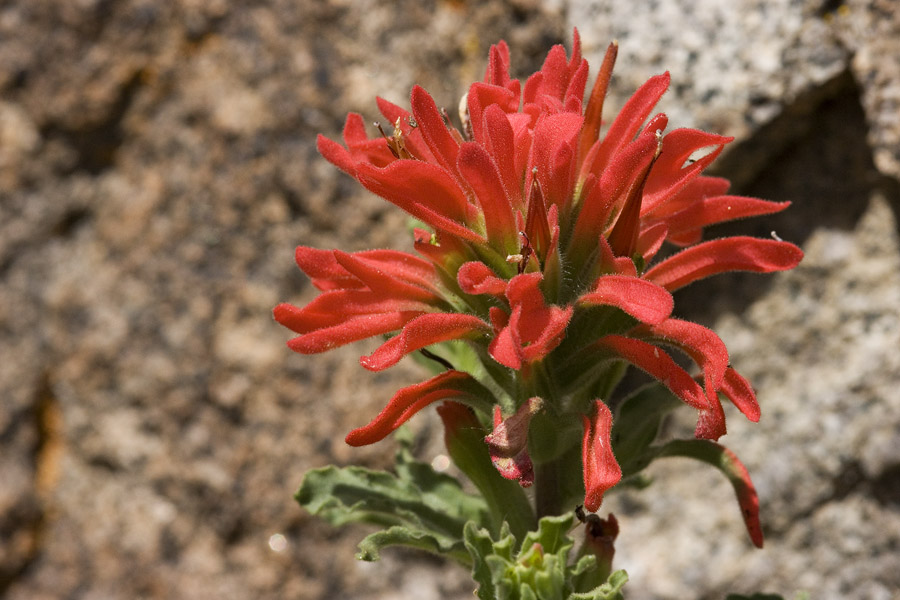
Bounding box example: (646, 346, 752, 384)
(0, 1, 897, 599)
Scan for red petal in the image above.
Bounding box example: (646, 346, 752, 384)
(505, 273, 573, 364)
(484, 41, 513, 88)
(482, 104, 523, 210)
(645, 237, 804, 291)
(638, 319, 729, 388)
(274, 291, 431, 334)
(657, 196, 792, 238)
(355, 160, 483, 243)
(467, 81, 518, 143)
(294, 246, 363, 291)
(457, 261, 508, 296)
(411, 85, 461, 178)
(695, 374, 727, 440)
(489, 314, 522, 369)
(345, 370, 482, 446)
(457, 142, 517, 251)
(360, 313, 489, 371)
(578, 41, 618, 167)
(564, 60, 589, 112)
(579, 275, 673, 324)
(294, 246, 438, 294)
(571, 129, 659, 258)
(591, 73, 670, 174)
(524, 176, 552, 265)
(333, 250, 438, 304)
(284, 311, 422, 354)
(526, 112, 583, 208)
(721, 367, 760, 422)
(316, 133, 357, 175)
(595, 335, 707, 410)
(640, 128, 732, 214)
(529, 44, 570, 102)
(636, 222, 669, 262)
(582, 400, 622, 512)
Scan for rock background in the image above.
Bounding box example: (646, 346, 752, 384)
(0, 1, 897, 599)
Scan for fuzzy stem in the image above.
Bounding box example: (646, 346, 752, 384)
(535, 458, 562, 519)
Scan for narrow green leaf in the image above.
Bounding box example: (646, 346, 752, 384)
(611, 383, 682, 477)
(653, 439, 764, 548)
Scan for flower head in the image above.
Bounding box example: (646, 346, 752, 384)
(276, 31, 802, 517)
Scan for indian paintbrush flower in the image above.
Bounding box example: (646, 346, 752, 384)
(277, 30, 802, 546)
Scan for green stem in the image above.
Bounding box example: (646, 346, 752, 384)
(535, 459, 561, 519)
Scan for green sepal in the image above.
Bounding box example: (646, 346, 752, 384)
(296, 436, 489, 565)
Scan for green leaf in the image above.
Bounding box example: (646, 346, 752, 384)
(611, 383, 682, 478)
(464, 521, 514, 600)
(568, 570, 629, 600)
(650, 439, 764, 548)
(464, 514, 617, 600)
(296, 439, 490, 564)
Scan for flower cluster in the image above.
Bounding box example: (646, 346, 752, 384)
(276, 32, 802, 519)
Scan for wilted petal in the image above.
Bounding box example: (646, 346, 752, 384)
(485, 398, 543, 457)
(645, 237, 804, 292)
(485, 398, 543, 488)
(582, 400, 622, 512)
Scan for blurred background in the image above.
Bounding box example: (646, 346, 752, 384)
(1, 0, 898, 598)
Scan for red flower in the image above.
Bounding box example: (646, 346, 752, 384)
(276, 30, 802, 513)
